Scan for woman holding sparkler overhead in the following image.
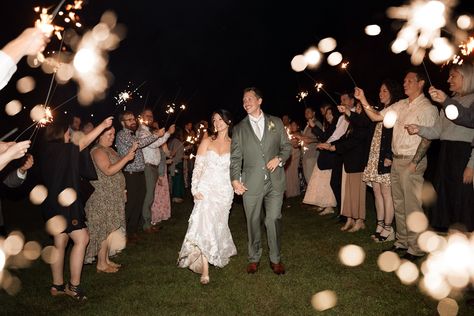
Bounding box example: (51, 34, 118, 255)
(40, 116, 113, 301)
(354, 79, 404, 241)
(178, 109, 237, 285)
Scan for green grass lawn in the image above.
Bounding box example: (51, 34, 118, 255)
(1, 193, 473, 315)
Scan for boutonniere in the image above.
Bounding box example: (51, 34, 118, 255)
(268, 120, 275, 132)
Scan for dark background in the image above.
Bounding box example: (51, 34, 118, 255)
(1, 0, 473, 135)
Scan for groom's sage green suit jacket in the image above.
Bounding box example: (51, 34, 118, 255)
(230, 114, 291, 194)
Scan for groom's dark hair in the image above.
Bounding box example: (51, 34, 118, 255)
(244, 87, 263, 99)
(210, 109, 233, 139)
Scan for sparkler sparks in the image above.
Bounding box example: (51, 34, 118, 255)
(387, 0, 460, 65)
(314, 83, 339, 106)
(114, 82, 144, 107)
(296, 91, 308, 102)
(341, 62, 358, 87)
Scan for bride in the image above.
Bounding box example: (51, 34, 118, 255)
(178, 109, 237, 284)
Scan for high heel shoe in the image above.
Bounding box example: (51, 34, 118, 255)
(348, 219, 366, 233)
(341, 219, 355, 231)
(200, 275, 210, 285)
(371, 220, 384, 239)
(375, 225, 395, 242)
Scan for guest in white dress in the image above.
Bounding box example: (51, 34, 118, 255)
(178, 109, 237, 284)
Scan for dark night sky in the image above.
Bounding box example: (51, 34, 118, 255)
(1, 0, 474, 135)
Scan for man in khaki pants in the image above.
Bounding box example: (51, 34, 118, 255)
(355, 69, 438, 260)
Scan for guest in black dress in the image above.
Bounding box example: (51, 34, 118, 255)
(41, 116, 113, 301)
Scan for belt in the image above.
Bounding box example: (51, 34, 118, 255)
(145, 163, 159, 168)
(393, 154, 413, 159)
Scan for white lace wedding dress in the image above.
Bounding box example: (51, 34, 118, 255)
(178, 150, 237, 269)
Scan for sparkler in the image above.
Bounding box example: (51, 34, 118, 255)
(387, 0, 460, 65)
(173, 104, 186, 124)
(315, 83, 339, 106)
(163, 103, 176, 128)
(341, 62, 358, 87)
(114, 81, 145, 110)
(421, 60, 433, 86)
(296, 91, 308, 102)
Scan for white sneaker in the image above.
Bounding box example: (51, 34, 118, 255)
(319, 207, 335, 215)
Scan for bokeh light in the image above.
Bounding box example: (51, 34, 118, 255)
(304, 47, 322, 68)
(30, 104, 46, 122)
(421, 181, 437, 207)
(327, 52, 343, 66)
(22, 241, 42, 261)
(365, 24, 381, 36)
(338, 244, 365, 267)
(291, 55, 308, 72)
(437, 298, 459, 316)
(16, 76, 36, 94)
(311, 290, 337, 311)
(5, 100, 22, 116)
(29, 185, 48, 205)
(0, 249, 5, 271)
(108, 228, 126, 253)
(383, 110, 397, 128)
(396, 261, 419, 285)
(407, 211, 429, 233)
(41, 246, 59, 264)
(45, 215, 67, 236)
(58, 188, 77, 207)
(318, 37, 337, 53)
(445, 104, 459, 120)
(3, 231, 25, 256)
(377, 251, 401, 272)
(457, 15, 472, 30)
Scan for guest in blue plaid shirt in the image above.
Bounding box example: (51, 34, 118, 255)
(116, 111, 167, 242)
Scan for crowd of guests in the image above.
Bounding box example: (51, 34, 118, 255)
(285, 65, 474, 263)
(1, 27, 474, 303)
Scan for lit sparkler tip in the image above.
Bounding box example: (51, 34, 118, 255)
(341, 62, 349, 69)
(180, 104, 186, 110)
(315, 83, 323, 92)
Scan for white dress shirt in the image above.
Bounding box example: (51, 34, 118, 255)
(0, 51, 16, 91)
(326, 110, 352, 143)
(137, 125, 170, 166)
(381, 94, 438, 156)
(249, 112, 265, 140)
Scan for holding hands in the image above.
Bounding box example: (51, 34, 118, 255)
(232, 180, 248, 195)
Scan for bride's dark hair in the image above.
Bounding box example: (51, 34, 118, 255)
(210, 109, 233, 139)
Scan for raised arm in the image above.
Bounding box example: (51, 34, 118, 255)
(78, 117, 113, 151)
(354, 87, 384, 122)
(92, 144, 137, 176)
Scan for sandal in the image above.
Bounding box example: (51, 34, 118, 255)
(50, 284, 66, 296)
(65, 282, 87, 301)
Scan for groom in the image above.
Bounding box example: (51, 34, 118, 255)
(230, 87, 291, 275)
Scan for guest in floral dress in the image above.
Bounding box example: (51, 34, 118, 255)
(356, 79, 404, 241)
(85, 127, 137, 273)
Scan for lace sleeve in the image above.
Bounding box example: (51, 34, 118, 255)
(191, 155, 206, 196)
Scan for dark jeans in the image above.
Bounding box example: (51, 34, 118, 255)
(124, 171, 146, 234)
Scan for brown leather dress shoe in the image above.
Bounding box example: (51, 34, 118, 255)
(270, 262, 286, 275)
(247, 262, 259, 274)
